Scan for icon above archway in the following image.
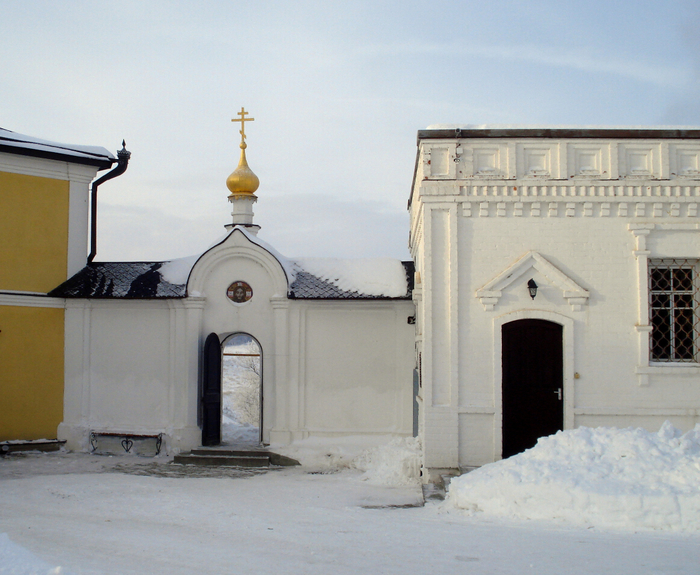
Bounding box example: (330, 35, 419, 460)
(227, 281, 253, 303)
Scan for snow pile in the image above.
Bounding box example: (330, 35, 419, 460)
(447, 422, 700, 532)
(0, 533, 65, 574)
(274, 436, 421, 485)
(273, 436, 379, 471)
(294, 257, 407, 297)
(352, 437, 422, 486)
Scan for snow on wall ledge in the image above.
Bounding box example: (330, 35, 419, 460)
(446, 422, 700, 532)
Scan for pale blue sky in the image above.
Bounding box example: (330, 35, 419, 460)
(2, 1, 699, 261)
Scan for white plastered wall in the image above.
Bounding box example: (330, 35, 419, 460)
(285, 300, 415, 443)
(61, 228, 416, 454)
(59, 297, 203, 451)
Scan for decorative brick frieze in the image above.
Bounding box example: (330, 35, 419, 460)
(419, 138, 700, 183)
(425, 182, 700, 199)
(451, 196, 700, 218)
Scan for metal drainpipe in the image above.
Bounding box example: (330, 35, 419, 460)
(88, 141, 131, 263)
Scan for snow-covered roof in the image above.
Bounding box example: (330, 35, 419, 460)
(50, 223, 413, 300)
(50, 259, 413, 300)
(292, 258, 410, 299)
(0, 127, 116, 169)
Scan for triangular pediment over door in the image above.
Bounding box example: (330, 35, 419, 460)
(475, 251, 589, 311)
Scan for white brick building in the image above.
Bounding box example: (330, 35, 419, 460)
(409, 127, 700, 479)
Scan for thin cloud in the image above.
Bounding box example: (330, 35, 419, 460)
(356, 42, 689, 88)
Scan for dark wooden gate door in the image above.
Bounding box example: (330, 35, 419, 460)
(201, 332, 222, 446)
(502, 319, 563, 458)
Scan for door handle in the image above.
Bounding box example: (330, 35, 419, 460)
(554, 388, 562, 401)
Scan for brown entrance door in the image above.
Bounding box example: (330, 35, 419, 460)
(501, 319, 563, 458)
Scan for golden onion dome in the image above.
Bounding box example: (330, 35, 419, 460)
(227, 107, 259, 196)
(226, 141, 259, 196)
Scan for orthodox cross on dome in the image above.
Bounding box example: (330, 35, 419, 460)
(231, 107, 255, 148)
(226, 105, 260, 217)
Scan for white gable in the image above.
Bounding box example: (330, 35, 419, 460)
(476, 251, 589, 311)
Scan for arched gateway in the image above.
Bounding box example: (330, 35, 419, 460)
(54, 110, 415, 461)
(201, 332, 263, 447)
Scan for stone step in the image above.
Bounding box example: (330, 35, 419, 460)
(173, 447, 300, 468)
(191, 448, 268, 457)
(173, 453, 271, 467)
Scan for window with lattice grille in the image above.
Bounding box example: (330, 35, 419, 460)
(649, 260, 699, 363)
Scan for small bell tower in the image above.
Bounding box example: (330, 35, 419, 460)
(225, 107, 260, 234)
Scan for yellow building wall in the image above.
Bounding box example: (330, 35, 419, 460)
(0, 305, 65, 440)
(0, 171, 70, 292)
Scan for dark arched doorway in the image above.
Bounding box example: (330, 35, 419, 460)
(200, 332, 262, 446)
(501, 319, 563, 458)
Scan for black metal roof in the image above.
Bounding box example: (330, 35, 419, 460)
(49, 263, 185, 299)
(50, 261, 414, 300)
(417, 127, 700, 142)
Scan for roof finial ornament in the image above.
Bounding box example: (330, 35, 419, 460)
(117, 140, 131, 162)
(225, 107, 261, 234)
(226, 107, 260, 196)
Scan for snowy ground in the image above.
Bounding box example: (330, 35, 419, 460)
(1, 447, 699, 575)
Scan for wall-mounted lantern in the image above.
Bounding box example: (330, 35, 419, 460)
(527, 279, 538, 300)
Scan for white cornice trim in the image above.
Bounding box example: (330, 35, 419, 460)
(0, 152, 99, 182)
(0, 292, 65, 308)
